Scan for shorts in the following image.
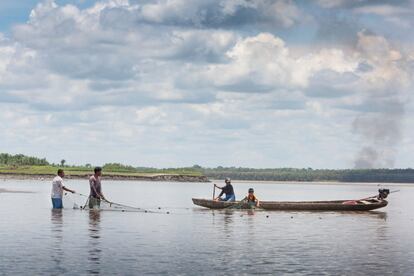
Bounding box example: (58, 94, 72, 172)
(51, 198, 63, 209)
(89, 197, 101, 209)
(220, 194, 236, 202)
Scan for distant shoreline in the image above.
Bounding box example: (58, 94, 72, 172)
(3, 153, 414, 184)
(0, 173, 210, 182)
(1, 173, 412, 185)
(214, 179, 412, 185)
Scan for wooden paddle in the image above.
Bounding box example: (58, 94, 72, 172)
(212, 184, 216, 200)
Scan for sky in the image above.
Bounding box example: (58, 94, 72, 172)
(0, 0, 413, 169)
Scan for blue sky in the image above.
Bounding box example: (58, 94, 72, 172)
(0, 1, 95, 32)
(0, 0, 413, 169)
(0, 1, 38, 29)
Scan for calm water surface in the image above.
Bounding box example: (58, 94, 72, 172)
(0, 179, 413, 275)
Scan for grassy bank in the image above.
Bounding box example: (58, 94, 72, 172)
(0, 165, 203, 177)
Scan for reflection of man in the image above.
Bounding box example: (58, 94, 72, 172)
(50, 208, 64, 272)
(88, 210, 101, 275)
(89, 167, 107, 208)
(51, 169, 75, 209)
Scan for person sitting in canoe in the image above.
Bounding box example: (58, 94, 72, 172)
(214, 178, 235, 202)
(88, 167, 108, 209)
(242, 188, 259, 207)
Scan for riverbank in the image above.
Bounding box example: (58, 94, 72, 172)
(0, 164, 209, 182)
(0, 172, 209, 182)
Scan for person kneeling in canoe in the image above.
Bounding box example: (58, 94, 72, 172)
(242, 188, 259, 207)
(214, 178, 236, 202)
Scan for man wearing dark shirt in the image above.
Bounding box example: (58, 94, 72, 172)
(214, 178, 236, 202)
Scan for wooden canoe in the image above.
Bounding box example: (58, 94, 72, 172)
(192, 198, 388, 211)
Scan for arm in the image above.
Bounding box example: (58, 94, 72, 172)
(97, 181, 108, 201)
(63, 186, 75, 193)
(98, 192, 108, 202)
(214, 187, 225, 200)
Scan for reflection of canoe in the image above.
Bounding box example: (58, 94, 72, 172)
(192, 198, 388, 211)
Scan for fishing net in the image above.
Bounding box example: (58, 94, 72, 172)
(225, 201, 258, 209)
(62, 192, 84, 209)
(63, 192, 154, 213)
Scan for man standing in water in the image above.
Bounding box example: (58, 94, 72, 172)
(88, 167, 108, 208)
(51, 169, 75, 209)
(214, 178, 236, 202)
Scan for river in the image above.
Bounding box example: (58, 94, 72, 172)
(0, 179, 413, 275)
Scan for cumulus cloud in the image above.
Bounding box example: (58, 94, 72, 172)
(208, 33, 357, 92)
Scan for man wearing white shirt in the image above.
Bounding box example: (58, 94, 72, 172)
(51, 169, 75, 209)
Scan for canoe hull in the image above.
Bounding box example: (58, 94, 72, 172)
(192, 198, 388, 211)
(260, 200, 388, 211)
(192, 198, 255, 209)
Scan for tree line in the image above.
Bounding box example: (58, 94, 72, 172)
(2, 153, 414, 183)
(199, 167, 414, 183)
(0, 153, 49, 166)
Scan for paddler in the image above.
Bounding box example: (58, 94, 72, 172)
(88, 167, 108, 208)
(51, 169, 75, 209)
(214, 178, 236, 202)
(242, 188, 260, 207)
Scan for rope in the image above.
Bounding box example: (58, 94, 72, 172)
(66, 192, 166, 214)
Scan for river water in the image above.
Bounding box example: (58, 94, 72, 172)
(0, 179, 413, 275)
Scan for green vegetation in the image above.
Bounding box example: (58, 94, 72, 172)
(1, 153, 414, 183)
(0, 153, 49, 166)
(0, 154, 201, 177)
(102, 163, 200, 176)
(0, 165, 201, 177)
(201, 167, 414, 183)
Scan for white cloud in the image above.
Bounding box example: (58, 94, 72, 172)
(207, 33, 358, 91)
(355, 31, 411, 90)
(267, 0, 302, 27)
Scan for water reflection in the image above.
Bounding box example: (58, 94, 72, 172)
(87, 210, 102, 275)
(338, 211, 388, 221)
(50, 209, 65, 274)
(197, 208, 386, 219)
(364, 211, 387, 221)
(246, 210, 256, 216)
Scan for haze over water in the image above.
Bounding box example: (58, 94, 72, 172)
(0, 180, 413, 275)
